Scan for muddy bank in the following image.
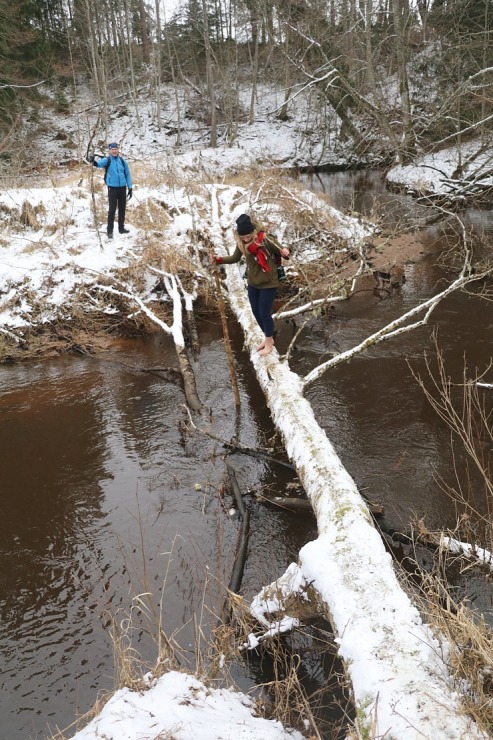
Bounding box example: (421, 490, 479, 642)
(0, 230, 419, 365)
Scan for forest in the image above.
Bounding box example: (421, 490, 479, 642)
(2, 2, 493, 739)
(1, 0, 493, 174)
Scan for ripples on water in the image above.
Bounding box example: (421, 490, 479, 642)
(2, 175, 493, 738)
(0, 328, 320, 738)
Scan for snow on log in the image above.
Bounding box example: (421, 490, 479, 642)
(217, 260, 486, 738)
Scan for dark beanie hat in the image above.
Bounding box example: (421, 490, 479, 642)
(236, 214, 255, 236)
(108, 142, 119, 149)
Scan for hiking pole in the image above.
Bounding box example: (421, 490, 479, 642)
(211, 260, 241, 408)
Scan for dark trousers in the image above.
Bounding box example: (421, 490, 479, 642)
(107, 186, 127, 234)
(247, 285, 277, 336)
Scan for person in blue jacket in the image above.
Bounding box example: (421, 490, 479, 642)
(89, 142, 133, 239)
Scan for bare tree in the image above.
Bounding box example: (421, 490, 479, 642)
(137, 0, 151, 63)
(202, 0, 217, 147)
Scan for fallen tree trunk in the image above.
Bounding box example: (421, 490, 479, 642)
(213, 242, 485, 737)
(225, 464, 250, 600)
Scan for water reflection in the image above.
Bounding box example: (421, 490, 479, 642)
(2, 172, 493, 737)
(0, 327, 318, 738)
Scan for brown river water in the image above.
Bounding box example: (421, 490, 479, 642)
(1, 171, 493, 739)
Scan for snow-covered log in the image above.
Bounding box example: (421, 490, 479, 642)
(214, 252, 486, 738)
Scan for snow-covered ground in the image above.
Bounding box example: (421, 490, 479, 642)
(3, 80, 489, 739)
(0, 153, 369, 337)
(388, 138, 493, 195)
(28, 80, 354, 171)
(70, 671, 305, 740)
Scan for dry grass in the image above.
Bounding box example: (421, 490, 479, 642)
(404, 343, 493, 735)
(222, 165, 340, 239)
(20, 200, 45, 229)
(408, 544, 493, 736)
(410, 341, 493, 552)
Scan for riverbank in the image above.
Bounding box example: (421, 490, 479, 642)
(0, 156, 378, 363)
(4, 81, 493, 739)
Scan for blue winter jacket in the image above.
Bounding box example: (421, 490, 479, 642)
(95, 155, 133, 188)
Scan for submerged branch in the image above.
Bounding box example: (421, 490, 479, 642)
(225, 464, 250, 613)
(184, 407, 294, 469)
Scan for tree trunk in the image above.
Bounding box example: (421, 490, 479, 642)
(203, 0, 217, 148)
(209, 188, 484, 738)
(392, 0, 416, 163)
(138, 0, 150, 63)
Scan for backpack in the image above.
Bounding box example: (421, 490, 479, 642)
(265, 232, 287, 281)
(104, 156, 123, 185)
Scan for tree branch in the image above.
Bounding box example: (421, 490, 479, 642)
(303, 268, 488, 387)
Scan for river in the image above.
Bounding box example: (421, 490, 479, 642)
(1, 171, 493, 739)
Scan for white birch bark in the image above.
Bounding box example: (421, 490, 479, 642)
(94, 278, 202, 411)
(209, 190, 485, 738)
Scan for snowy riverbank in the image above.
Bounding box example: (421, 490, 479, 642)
(3, 84, 490, 739)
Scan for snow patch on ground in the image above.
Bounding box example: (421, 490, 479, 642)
(71, 670, 304, 740)
(387, 138, 493, 194)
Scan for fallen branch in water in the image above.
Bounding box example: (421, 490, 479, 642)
(184, 407, 294, 469)
(143, 366, 183, 385)
(304, 267, 489, 387)
(94, 281, 202, 411)
(224, 464, 250, 625)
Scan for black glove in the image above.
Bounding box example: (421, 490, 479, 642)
(88, 154, 96, 164)
(127, 188, 133, 200)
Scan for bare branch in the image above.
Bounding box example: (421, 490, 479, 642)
(303, 268, 489, 387)
(274, 294, 346, 320)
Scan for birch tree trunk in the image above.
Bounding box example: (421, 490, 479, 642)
(209, 188, 485, 739)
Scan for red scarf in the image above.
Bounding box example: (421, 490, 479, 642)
(247, 231, 270, 273)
